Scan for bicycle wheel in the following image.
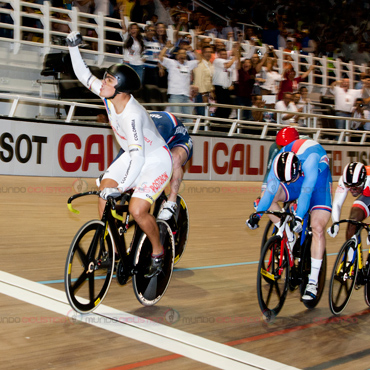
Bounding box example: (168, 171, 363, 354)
(300, 237, 327, 309)
(260, 220, 276, 254)
(65, 220, 115, 313)
(257, 235, 289, 321)
(132, 220, 175, 306)
(173, 194, 189, 265)
(364, 253, 370, 306)
(329, 239, 358, 315)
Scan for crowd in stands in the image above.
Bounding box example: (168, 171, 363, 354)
(2, 0, 370, 130)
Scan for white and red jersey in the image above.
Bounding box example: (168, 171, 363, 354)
(331, 166, 370, 222)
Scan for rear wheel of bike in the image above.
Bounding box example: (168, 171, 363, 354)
(300, 236, 327, 309)
(132, 220, 175, 306)
(364, 253, 370, 306)
(257, 236, 289, 321)
(329, 239, 358, 315)
(64, 220, 114, 313)
(173, 194, 189, 265)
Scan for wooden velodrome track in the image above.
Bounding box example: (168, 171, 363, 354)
(1, 175, 370, 370)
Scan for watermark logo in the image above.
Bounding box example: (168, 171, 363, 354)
(72, 178, 89, 193)
(164, 308, 180, 325)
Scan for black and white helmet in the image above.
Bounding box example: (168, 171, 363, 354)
(273, 151, 301, 183)
(343, 162, 366, 188)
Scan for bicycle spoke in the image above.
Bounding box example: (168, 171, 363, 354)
(75, 244, 87, 267)
(89, 273, 95, 302)
(71, 270, 88, 293)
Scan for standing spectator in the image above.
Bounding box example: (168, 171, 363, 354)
(277, 65, 315, 101)
(362, 74, 370, 110)
(143, 23, 161, 85)
(235, 58, 255, 120)
(260, 57, 283, 95)
(330, 78, 362, 129)
(212, 48, 238, 119)
(275, 92, 299, 125)
(122, 23, 145, 83)
(158, 42, 200, 121)
(278, 28, 288, 49)
(193, 45, 214, 116)
(351, 98, 370, 132)
(153, 0, 173, 26)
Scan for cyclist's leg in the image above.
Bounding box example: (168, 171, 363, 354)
(347, 196, 370, 239)
(167, 146, 188, 203)
(303, 168, 332, 299)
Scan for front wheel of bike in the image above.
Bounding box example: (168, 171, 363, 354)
(64, 220, 115, 313)
(329, 239, 358, 315)
(257, 236, 289, 321)
(132, 220, 175, 306)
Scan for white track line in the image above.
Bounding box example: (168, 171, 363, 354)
(0, 271, 299, 370)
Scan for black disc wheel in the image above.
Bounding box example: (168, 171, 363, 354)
(132, 220, 175, 306)
(173, 194, 189, 265)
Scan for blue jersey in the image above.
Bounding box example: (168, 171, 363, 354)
(149, 111, 193, 161)
(258, 139, 331, 219)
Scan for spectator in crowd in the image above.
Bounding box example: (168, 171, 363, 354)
(235, 58, 255, 120)
(158, 42, 200, 121)
(301, 29, 317, 55)
(212, 47, 239, 119)
(275, 92, 299, 125)
(122, 22, 145, 83)
(277, 65, 315, 101)
(352, 42, 370, 67)
(284, 37, 298, 54)
(251, 94, 265, 122)
(193, 45, 214, 116)
(295, 86, 311, 126)
(331, 78, 362, 129)
(361, 74, 370, 111)
(143, 23, 161, 85)
(260, 56, 283, 95)
(355, 72, 367, 90)
(351, 98, 370, 132)
(277, 28, 288, 49)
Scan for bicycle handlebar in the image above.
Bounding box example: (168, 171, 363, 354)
(252, 210, 294, 219)
(332, 219, 370, 232)
(67, 191, 130, 218)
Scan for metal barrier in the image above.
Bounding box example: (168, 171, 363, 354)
(1, 91, 369, 145)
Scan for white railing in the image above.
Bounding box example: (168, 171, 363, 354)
(0, 0, 367, 89)
(1, 91, 369, 145)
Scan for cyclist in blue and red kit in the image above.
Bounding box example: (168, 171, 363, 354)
(247, 136, 332, 302)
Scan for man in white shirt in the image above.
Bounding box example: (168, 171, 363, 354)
(275, 92, 299, 125)
(159, 44, 200, 122)
(330, 78, 362, 129)
(212, 48, 238, 119)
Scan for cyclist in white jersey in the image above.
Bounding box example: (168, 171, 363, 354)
(66, 31, 173, 278)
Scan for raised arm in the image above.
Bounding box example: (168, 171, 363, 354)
(66, 31, 102, 96)
(300, 64, 315, 80)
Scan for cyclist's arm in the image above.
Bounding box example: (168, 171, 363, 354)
(257, 168, 280, 212)
(262, 143, 280, 190)
(117, 114, 145, 192)
(331, 176, 349, 223)
(68, 46, 102, 96)
(295, 153, 320, 219)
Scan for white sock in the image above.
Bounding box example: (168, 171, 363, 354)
(309, 258, 322, 285)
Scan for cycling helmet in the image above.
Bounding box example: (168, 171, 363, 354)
(343, 162, 366, 188)
(276, 127, 299, 147)
(104, 64, 141, 98)
(273, 151, 301, 183)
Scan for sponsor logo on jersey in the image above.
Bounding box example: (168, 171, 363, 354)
(149, 172, 169, 193)
(131, 120, 138, 141)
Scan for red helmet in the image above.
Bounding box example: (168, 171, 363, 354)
(276, 127, 299, 147)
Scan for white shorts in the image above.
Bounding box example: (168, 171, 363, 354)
(103, 146, 173, 204)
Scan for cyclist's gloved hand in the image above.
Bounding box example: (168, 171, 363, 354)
(327, 224, 339, 238)
(66, 31, 83, 47)
(293, 216, 303, 233)
(246, 214, 260, 230)
(100, 187, 122, 200)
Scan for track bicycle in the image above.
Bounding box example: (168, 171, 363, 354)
(65, 190, 176, 313)
(255, 210, 327, 321)
(328, 220, 370, 315)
